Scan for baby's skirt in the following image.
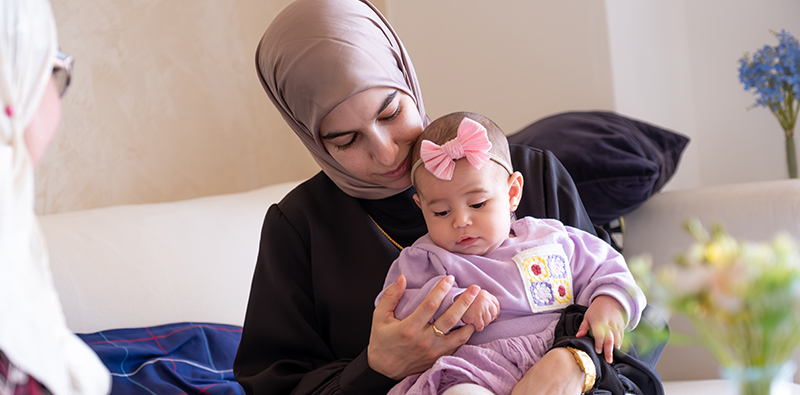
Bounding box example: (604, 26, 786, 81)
(388, 320, 557, 395)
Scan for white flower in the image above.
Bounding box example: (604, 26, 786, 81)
(660, 265, 712, 297)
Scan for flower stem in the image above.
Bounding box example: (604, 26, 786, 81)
(786, 129, 797, 179)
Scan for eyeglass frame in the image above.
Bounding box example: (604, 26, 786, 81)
(52, 50, 73, 98)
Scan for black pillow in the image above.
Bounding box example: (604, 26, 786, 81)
(508, 111, 689, 225)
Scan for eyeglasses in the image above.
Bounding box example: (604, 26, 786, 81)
(52, 50, 74, 97)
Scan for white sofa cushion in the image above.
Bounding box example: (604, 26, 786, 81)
(624, 179, 800, 269)
(39, 180, 302, 334)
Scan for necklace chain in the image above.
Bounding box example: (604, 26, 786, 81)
(368, 215, 404, 251)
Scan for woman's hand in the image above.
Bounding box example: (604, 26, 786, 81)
(368, 274, 478, 379)
(511, 347, 584, 395)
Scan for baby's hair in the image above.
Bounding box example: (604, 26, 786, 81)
(411, 111, 512, 177)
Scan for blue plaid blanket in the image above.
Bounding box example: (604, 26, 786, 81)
(78, 322, 244, 395)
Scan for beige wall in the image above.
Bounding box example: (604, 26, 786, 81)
(389, 1, 615, 134)
(684, 0, 800, 186)
(41, 0, 800, 214)
(40, 0, 614, 215)
(604, 1, 701, 191)
(40, 0, 320, 214)
(605, 0, 800, 191)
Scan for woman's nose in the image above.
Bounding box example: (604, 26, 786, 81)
(370, 128, 400, 166)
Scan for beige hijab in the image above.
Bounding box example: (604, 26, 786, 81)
(0, 0, 110, 394)
(256, 0, 428, 199)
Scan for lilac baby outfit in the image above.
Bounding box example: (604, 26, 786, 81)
(377, 217, 645, 395)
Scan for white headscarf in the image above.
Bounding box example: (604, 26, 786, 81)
(0, 1, 110, 394)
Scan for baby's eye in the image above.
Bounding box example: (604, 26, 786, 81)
(470, 201, 486, 209)
(433, 210, 449, 217)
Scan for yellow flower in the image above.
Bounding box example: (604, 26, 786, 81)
(705, 244, 724, 265)
(704, 234, 739, 267)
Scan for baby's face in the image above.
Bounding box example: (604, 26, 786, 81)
(413, 160, 515, 256)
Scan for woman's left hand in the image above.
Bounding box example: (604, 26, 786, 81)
(511, 347, 584, 395)
(368, 275, 477, 379)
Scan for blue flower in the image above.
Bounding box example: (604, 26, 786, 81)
(739, 29, 800, 133)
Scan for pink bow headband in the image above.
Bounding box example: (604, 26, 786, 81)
(410, 117, 513, 185)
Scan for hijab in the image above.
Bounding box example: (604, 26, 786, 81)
(256, 0, 427, 199)
(0, 0, 110, 393)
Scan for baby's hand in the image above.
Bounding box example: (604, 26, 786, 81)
(576, 295, 626, 363)
(456, 285, 499, 332)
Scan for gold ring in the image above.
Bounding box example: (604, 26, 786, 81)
(432, 324, 446, 337)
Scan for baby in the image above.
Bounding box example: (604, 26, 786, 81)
(376, 111, 646, 395)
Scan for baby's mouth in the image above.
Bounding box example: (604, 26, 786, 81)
(456, 236, 477, 246)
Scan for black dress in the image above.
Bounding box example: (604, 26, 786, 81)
(233, 146, 658, 395)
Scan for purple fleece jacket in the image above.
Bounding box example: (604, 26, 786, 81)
(377, 216, 645, 346)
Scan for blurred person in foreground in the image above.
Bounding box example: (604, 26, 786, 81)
(0, 0, 111, 394)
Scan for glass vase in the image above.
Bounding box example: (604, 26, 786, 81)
(786, 128, 797, 179)
(721, 361, 797, 395)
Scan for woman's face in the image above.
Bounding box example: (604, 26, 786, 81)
(319, 87, 423, 190)
(24, 76, 61, 168)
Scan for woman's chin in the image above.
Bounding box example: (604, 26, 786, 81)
(377, 175, 412, 191)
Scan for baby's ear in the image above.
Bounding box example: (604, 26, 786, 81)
(413, 193, 422, 208)
(507, 171, 524, 211)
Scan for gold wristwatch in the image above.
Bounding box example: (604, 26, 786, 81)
(565, 346, 597, 394)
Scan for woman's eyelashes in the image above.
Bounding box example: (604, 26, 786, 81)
(379, 102, 402, 122)
(334, 133, 357, 150)
(328, 103, 402, 151)
(320, 131, 357, 151)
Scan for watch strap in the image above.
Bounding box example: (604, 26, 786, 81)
(566, 346, 597, 393)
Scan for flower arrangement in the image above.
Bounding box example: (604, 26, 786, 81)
(628, 218, 800, 394)
(738, 29, 800, 179)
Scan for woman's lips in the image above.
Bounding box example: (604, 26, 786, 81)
(381, 156, 410, 180)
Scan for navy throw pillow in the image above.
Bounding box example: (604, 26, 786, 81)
(508, 111, 690, 225)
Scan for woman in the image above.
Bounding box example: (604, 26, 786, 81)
(234, 1, 660, 394)
(0, 0, 110, 394)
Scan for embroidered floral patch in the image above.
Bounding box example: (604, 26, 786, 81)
(525, 256, 549, 282)
(512, 244, 573, 313)
(531, 282, 555, 306)
(553, 278, 572, 304)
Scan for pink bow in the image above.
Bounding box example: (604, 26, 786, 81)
(420, 117, 492, 180)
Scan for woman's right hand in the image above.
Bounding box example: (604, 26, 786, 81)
(511, 347, 585, 395)
(368, 274, 478, 380)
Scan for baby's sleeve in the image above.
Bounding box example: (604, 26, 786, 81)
(375, 246, 466, 321)
(566, 226, 646, 330)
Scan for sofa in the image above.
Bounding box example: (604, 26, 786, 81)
(39, 178, 800, 394)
